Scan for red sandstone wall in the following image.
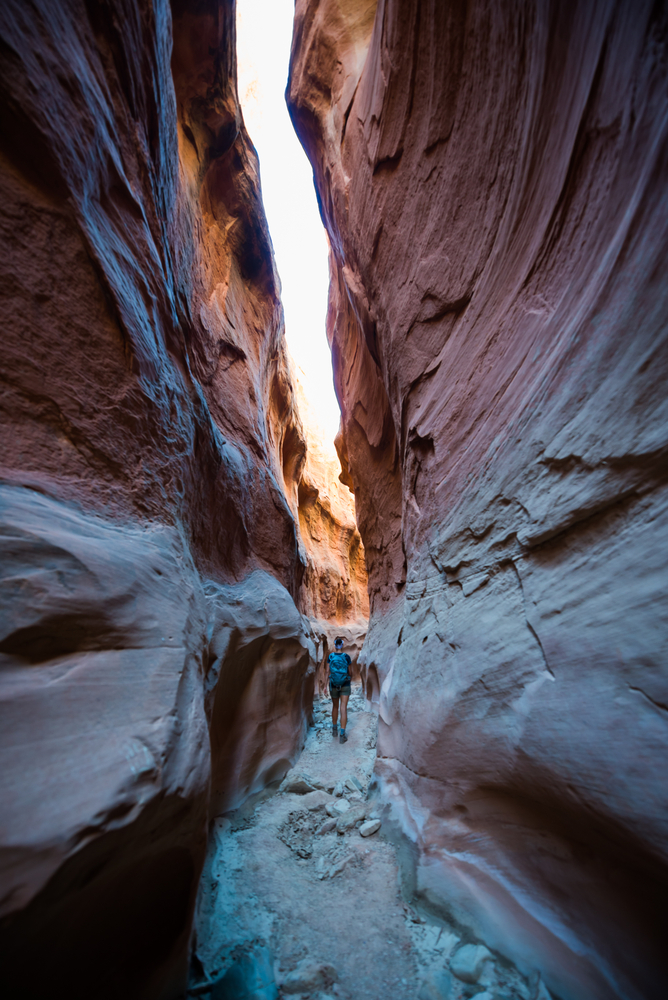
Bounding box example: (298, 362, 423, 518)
(288, 2, 668, 998)
(0, 2, 320, 998)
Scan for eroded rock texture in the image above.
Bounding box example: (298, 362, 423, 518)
(288, 2, 668, 998)
(0, 2, 338, 997)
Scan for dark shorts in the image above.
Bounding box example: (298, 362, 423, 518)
(329, 681, 351, 700)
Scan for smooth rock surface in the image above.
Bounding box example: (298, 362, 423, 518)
(288, 2, 668, 999)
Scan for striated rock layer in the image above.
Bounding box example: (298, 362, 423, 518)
(0, 2, 362, 998)
(288, 2, 668, 999)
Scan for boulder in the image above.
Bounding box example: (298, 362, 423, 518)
(281, 773, 317, 795)
(359, 820, 381, 838)
(301, 790, 333, 811)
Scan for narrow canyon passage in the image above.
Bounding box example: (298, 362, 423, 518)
(187, 685, 545, 1000)
(0, 2, 667, 1000)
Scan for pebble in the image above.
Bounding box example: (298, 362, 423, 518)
(449, 944, 493, 983)
(281, 961, 338, 994)
(359, 819, 381, 837)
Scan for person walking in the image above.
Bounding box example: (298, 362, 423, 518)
(327, 636, 352, 744)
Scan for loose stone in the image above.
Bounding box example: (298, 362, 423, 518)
(449, 944, 493, 983)
(326, 798, 350, 817)
(336, 804, 367, 834)
(301, 790, 333, 810)
(359, 819, 381, 837)
(281, 960, 338, 994)
(281, 772, 317, 795)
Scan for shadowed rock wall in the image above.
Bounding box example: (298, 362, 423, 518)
(288, 2, 668, 998)
(0, 2, 324, 997)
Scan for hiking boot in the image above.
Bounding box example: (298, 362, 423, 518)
(332, 725, 338, 736)
(339, 731, 348, 744)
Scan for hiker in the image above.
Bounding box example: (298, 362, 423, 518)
(327, 636, 352, 744)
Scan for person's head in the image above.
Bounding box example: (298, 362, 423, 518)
(334, 636, 344, 650)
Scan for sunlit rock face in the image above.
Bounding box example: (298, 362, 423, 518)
(292, 374, 369, 684)
(288, 2, 668, 999)
(0, 2, 316, 997)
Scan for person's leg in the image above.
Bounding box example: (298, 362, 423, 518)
(340, 694, 349, 732)
(331, 687, 339, 730)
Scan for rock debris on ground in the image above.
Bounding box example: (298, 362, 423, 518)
(189, 685, 549, 1000)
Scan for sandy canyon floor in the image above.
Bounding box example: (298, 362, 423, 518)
(189, 686, 543, 1000)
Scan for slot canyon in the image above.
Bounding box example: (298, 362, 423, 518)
(0, 2, 666, 1000)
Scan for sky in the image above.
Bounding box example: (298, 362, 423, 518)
(236, 0, 341, 445)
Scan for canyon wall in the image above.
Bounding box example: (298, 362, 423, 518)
(288, 2, 668, 999)
(293, 373, 369, 689)
(0, 2, 364, 997)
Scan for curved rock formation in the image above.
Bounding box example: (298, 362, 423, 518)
(288, 2, 668, 998)
(0, 2, 353, 997)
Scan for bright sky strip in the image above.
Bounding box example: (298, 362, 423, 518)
(236, 0, 341, 447)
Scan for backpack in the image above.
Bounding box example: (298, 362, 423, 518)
(328, 651, 351, 687)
